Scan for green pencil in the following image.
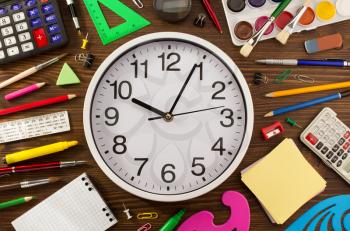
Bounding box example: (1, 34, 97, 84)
(159, 209, 186, 231)
(0, 196, 34, 210)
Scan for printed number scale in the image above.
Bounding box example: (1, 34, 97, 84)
(0, 0, 68, 64)
(0, 111, 70, 143)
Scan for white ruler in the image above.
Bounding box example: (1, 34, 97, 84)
(0, 111, 70, 144)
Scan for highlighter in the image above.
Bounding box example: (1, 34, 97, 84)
(159, 209, 186, 231)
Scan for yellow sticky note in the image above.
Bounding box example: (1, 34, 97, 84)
(241, 138, 326, 224)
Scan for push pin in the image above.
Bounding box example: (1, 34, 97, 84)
(253, 72, 268, 85)
(286, 118, 302, 128)
(122, 203, 133, 220)
(194, 13, 207, 28)
(75, 53, 95, 68)
(261, 121, 285, 141)
(81, 33, 89, 50)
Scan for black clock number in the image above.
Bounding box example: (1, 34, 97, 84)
(158, 52, 181, 71)
(220, 109, 234, 127)
(110, 80, 132, 99)
(104, 107, 119, 126)
(131, 60, 148, 78)
(212, 137, 226, 156)
(113, 135, 127, 154)
(161, 164, 176, 183)
(134, 158, 149, 176)
(191, 157, 205, 176)
(212, 81, 226, 100)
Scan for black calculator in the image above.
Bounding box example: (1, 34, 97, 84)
(0, 0, 68, 64)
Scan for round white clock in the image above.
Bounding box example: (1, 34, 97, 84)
(83, 32, 253, 202)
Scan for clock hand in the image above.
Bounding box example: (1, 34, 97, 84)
(148, 106, 225, 121)
(132, 98, 167, 117)
(168, 64, 201, 114)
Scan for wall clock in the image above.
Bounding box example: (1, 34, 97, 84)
(83, 32, 253, 202)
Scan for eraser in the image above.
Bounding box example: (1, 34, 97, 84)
(304, 33, 343, 54)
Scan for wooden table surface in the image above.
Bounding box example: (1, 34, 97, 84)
(1, 0, 350, 230)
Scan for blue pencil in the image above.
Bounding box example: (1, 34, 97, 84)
(264, 90, 350, 117)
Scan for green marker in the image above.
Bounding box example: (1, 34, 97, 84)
(159, 209, 186, 231)
(286, 118, 302, 128)
(0, 196, 34, 210)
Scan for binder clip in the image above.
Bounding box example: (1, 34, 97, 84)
(137, 212, 159, 220)
(137, 223, 152, 231)
(253, 72, 268, 85)
(75, 53, 95, 68)
(261, 121, 285, 141)
(194, 13, 207, 28)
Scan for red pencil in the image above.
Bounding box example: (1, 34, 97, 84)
(0, 94, 76, 116)
(202, 0, 223, 34)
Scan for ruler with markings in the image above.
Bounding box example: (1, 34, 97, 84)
(0, 111, 70, 144)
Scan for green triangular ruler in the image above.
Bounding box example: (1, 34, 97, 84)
(83, 0, 151, 45)
(57, 63, 81, 86)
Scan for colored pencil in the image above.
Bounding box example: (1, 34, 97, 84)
(4, 82, 46, 101)
(0, 94, 76, 116)
(0, 177, 60, 192)
(0, 53, 68, 89)
(0, 196, 34, 210)
(202, 0, 223, 34)
(266, 81, 350, 98)
(264, 90, 350, 117)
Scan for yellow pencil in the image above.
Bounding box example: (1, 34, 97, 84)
(2, 141, 78, 165)
(266, 81, 350, 98)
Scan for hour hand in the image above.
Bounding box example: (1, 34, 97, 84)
(132, 98, 166, 118)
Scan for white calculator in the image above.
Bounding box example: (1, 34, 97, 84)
(300, 107, 350, 184)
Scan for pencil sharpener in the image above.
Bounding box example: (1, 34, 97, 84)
(261, 121, 285, 141)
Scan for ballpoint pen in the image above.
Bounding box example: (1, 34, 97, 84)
(256, 59, 350, 67)
(66, 0, 81, 34)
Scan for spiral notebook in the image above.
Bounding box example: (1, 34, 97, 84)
(12, 173, 117, 231)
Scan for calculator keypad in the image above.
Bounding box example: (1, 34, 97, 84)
(301, 107, 350, 184)
(0, 0, 68, 63)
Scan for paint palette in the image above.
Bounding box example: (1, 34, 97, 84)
(222, 0, 350, 46)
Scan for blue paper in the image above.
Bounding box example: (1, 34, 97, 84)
(286, 195, 350, 231)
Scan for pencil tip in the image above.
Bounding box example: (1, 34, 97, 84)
(68, 94, 77, 99)
(25, 196, 35, 202)
(265, 93, 273, 97)
(264, 112, 273, 117)
(48, 177, 61, 183)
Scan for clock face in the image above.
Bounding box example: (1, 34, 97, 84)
(84, 33, 253, 202)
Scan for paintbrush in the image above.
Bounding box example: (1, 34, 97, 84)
(276, 0, 314, 45)
(240, 0, 293, 57)
(0, 177, 61, 191)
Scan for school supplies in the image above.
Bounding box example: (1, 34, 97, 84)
(66, 0, 80, 34)
(253, 73, 268, 85)
(12, 173, 117, 231)
(264, 90, 350, 117)
(274, 69, 291, 84)
(56, 63, 80, 86)
(133, 0, 144, 9)
(266, 81, 350, 98)
(305, 33, 343, 53)
(194, 13, 207, 28)
(0, 0, 68, 64)
(240, 0, 293, 57)
(0, 111, 70, 144)
(0, 196, 34, 210)
(0, 53, 68, 89)
(222, 0, 350, 46)
(81, 33, 89, 49)
(276, 0, 314, 44)
(0, 94, 76, 116)
(122, 203, 132, 220)
(83, 0, 150, 45)
(75, 53, 95, 68)
(0, 177, 60, 192)
(256, 58, 349, 67)
(241, 138, 326, 224)
(159, 209, 185, 231)
(3, 141, 78, 165)
(0, 161, 87, 176)
(201, 0, 222, 33)
(153, 0, 191, 22)
(137, 212, 159, 220)
(300, 107, 350, 184)
(286, 118, 302, 128)
(4, 82, 46, 101)
(177, 191, 250, 231)
(286, 195, 350, 231)
(137, 223, 152, 231)
(261, 122, 285, 141)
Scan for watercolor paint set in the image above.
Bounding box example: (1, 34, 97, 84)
(222, 0, 350, 46)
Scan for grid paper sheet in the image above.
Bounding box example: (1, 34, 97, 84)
(12, 173, 117, 231)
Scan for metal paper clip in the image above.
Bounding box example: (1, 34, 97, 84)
(137, 223, 152, 231)
(293, 74, 315, 84)
(132, 0, 144, 8)
(137, 212, 159, 220)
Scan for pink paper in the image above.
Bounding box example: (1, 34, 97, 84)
(177, 191, 250, 231)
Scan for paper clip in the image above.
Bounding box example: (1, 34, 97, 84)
(137, 223, 152, 231)
(274, 69, 292, 84)
(293, 74, 315, 84)
(137, 212, 158, 220)
(132, 0, 144, 8)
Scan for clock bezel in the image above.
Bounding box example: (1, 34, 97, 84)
(83, 32, 254, 202)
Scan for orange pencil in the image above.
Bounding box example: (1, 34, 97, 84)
(0, 94, 76, 116)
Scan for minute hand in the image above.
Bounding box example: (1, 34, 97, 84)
(149, 106, 224, 121)
(169, 64, 200, 114)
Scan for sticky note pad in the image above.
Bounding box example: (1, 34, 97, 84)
(57, 63, 81, 86)
(241, 138, 326, 224)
